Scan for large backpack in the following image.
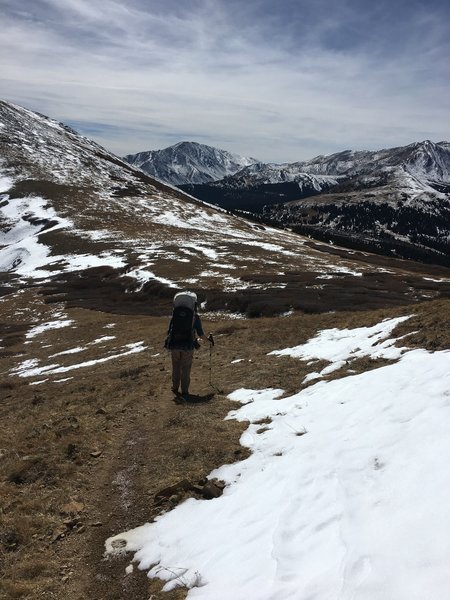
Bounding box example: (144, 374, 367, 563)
(166, 292, 197, 349)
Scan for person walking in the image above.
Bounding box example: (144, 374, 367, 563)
(165, 291, 212, 398)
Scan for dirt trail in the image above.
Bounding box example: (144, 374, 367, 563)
(63, 346, 246, 600)
(84, 384, 168, 600)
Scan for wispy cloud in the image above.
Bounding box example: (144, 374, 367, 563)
(1, 0, 449, 161)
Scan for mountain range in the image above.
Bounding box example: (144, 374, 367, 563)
(264, 140, 450, 264)
(126, 140, 450, 265)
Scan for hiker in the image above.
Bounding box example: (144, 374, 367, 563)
(165, 291, 213, 398)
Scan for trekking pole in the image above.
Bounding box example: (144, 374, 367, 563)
(208, 334, 214, 387)
(209, 342, 212, 386)
(207, 334, 223, 394)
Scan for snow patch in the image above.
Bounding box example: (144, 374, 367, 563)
(0, 195, 73, 276)
(106, 345, 450, 599)
(269, 316, 410, 380)
(12, 342, 147, 377)
(0, 175, 14, 192)
(26, 318, 74, 339)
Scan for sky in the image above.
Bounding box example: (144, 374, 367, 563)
(1, 0, 450, 162)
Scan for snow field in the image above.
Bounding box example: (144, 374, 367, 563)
(106, 319, 450, 599)
(0, 193, 129, 278)
(0, 195, 70, 275)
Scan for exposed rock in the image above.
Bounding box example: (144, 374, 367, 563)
(111, 538, 127, 549)
(201, 480, 224, 499)
(154, 479, 192, 501)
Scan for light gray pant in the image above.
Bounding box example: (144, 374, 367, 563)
(171, 349, 194, 394)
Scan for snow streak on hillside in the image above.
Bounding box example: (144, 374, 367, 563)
(0, 194, 73, 276)
(106, 318, 450, 599)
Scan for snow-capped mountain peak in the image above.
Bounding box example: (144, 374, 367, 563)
(402, 140, 450, 182)
(123, 141, 258, 185)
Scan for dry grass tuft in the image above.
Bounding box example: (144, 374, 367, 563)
(254, 417, 273, 425)
(7, 457, 57, 486)
(256, 426, 271, 434)
(0, 581, 36, 599)
(393, 298, 450, 351)
(118, 365, 148, 379)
